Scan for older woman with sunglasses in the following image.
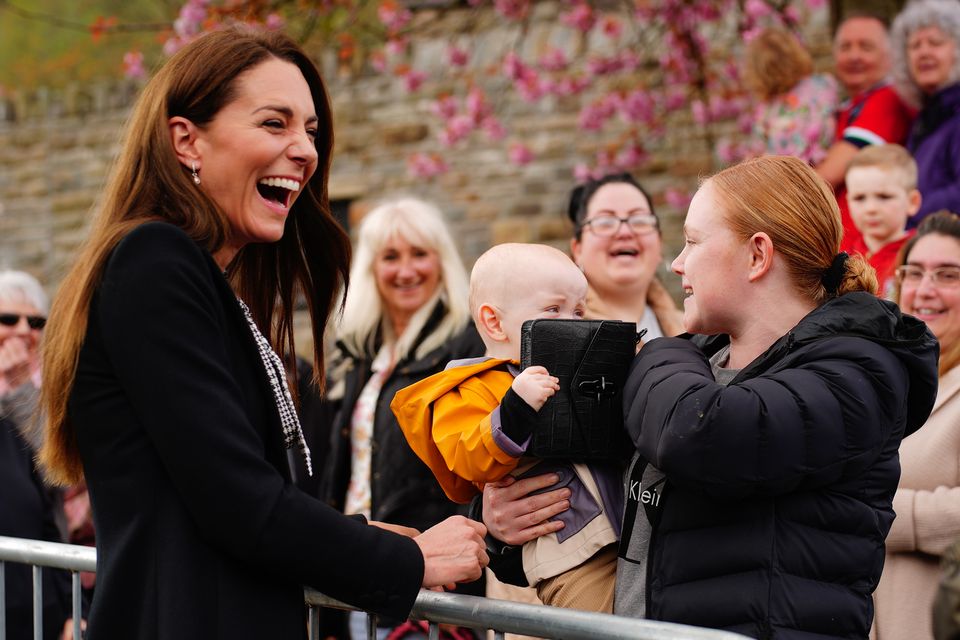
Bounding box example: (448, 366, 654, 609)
(0, 270, 47, 454)
(873, 211, 960, 640)
(0, 270, 47, 402)
(0, 270, 74, 640)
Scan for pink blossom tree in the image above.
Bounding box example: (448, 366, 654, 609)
(118, 0, 827, 181)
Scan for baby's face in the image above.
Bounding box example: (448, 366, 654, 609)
(496, 268, 588, 359)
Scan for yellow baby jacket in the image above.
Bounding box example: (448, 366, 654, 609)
(391, 358, 521, 504)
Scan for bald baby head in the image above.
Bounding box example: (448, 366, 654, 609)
(470, 243, 588, 359)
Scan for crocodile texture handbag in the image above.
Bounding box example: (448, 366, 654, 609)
(520, 318, 642, 461)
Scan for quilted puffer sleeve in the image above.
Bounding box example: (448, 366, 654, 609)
(623, 336, 909, 500)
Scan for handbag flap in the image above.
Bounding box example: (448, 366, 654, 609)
(520, 319, 638, 460)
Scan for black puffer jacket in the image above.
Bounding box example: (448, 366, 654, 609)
(321, 302, 485, 531)
(622, 292, 939, 639)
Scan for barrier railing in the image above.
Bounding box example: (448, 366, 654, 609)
(0, 535, 749, 640)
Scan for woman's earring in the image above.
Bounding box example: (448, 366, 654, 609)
(191, 162, 201, 186)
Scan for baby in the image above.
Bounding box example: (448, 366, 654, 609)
(392, 243, 621, 612)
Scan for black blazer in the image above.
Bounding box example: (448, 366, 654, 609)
(69, 222, 423, 640)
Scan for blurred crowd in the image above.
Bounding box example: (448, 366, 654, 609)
(6, 2, 960, 640)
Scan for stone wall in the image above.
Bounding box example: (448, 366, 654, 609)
(0, 82, 141, 282)
(0, 2, 833, 309)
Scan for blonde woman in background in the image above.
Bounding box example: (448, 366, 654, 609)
(320, 197, 485, 640)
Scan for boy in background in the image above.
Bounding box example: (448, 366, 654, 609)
(842, 144, 922, 297)
(392, 243, 621, 612)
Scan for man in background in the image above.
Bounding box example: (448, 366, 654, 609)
(815, 14, 914, 248)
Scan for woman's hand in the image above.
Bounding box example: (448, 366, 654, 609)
(482, 474, 570, 546)
(415, 515, 488, 589)
(512, 366, 559, 411)
(59, 618, 86, 640)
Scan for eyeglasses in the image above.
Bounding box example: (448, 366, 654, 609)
(579, 213, 658, 237)
(895, 265, 960, 287)
(0, 313, 46, 330)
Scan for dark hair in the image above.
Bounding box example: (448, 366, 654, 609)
(160, 28, 346, 368)
(40, 26, 350, 485)
(896, 210, 960, 375)
(901, 210, 960, 262)
(568, 173, 657, 239)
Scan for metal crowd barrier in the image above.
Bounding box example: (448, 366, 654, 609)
(0, 535, 749, 640)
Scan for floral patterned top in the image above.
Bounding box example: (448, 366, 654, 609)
(344, 344, 395, 519)
(752, 73, 839, 165)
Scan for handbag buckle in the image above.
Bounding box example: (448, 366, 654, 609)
(578, 376, 617, 402)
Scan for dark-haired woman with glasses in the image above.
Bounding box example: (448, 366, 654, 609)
(481, 173, 683, 608)
(873, 210, 960, 640)
(568, 173, 683, 337)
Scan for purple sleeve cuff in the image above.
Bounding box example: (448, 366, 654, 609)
(490, 405, 530, 457)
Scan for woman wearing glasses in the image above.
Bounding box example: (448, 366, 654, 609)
(0, 271, 46, 400)
(873, 211, 960, 640)
(481, 173, 683, 605)
(0, 271, 74, 640)
(568, 173, 683, 339)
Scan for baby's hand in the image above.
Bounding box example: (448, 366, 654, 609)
(512, 366, 559, 411)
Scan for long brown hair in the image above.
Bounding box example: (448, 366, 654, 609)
(39, 27, 350, 485)
(895, 210, 960, 375)
(708, 155, 877, 303)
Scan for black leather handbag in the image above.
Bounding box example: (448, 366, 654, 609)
(519, 318, 643, 461)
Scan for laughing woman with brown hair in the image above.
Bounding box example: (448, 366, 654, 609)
(37, 27, 486, 640)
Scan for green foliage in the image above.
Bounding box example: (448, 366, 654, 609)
(0, 0, 172, 90)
